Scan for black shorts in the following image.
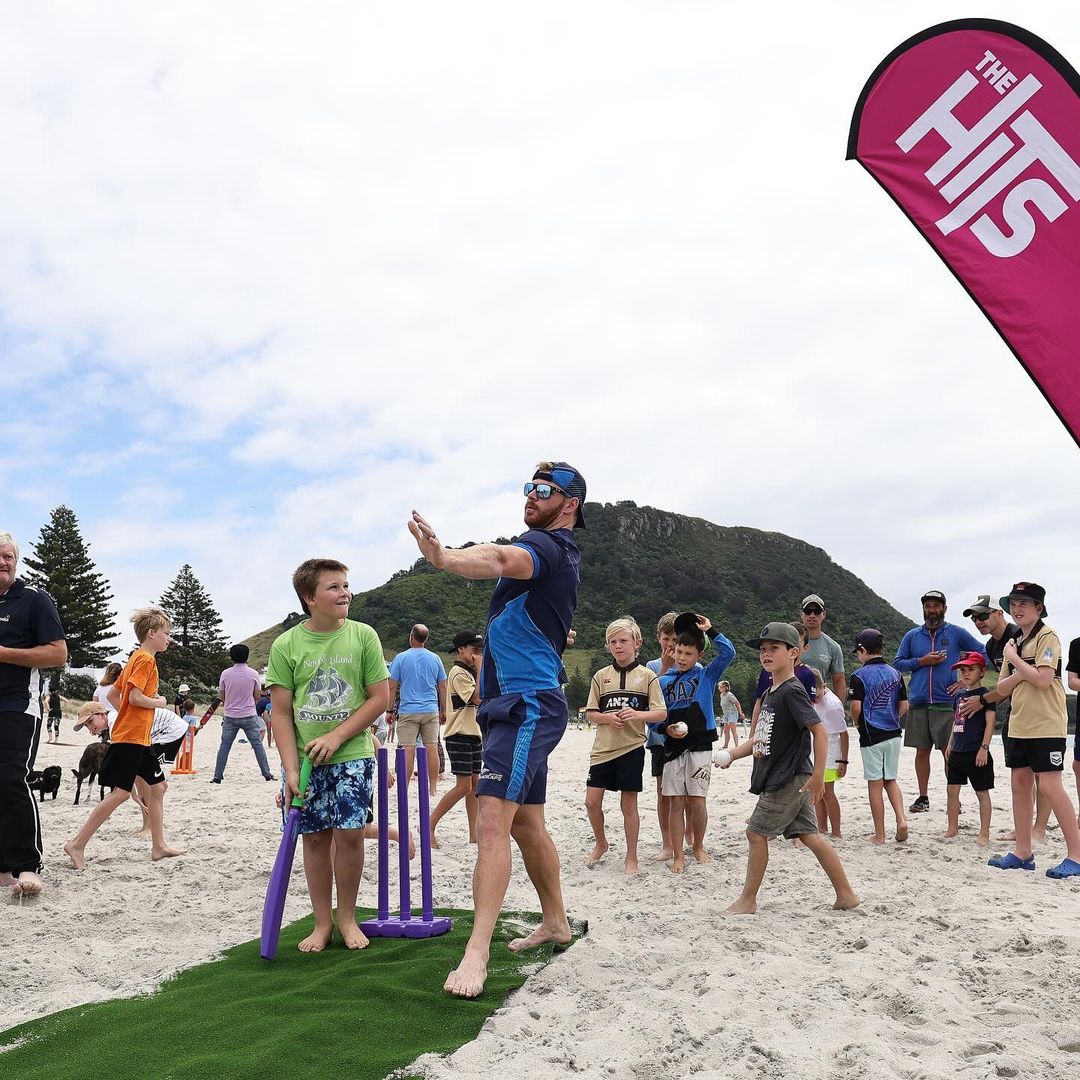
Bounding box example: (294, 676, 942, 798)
(444, 733, 482, 776)
(945, 750, 995, 791)
(99, 742, 165, 791)
(650, 746, 665, 779)
(1004, 736, 1067, 773)
(151, 735, 186, 768)
(587, 746, 645, 792)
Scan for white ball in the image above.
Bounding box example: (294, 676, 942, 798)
(714, 749, 732, 768)
(669, 721, 688, 737)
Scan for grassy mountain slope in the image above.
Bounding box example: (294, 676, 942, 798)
(243, 501, 915, 701)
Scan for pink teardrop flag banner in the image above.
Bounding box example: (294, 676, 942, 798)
(848, 19, 1080, 447)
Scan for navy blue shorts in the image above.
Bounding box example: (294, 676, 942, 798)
(476, 690, 568, 804)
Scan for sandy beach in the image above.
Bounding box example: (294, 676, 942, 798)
(4, 716, 1080, 1078)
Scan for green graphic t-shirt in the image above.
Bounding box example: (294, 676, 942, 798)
(265, 619, 389, 765)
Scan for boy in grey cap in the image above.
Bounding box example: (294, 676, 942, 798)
(720, 623, 859, 914)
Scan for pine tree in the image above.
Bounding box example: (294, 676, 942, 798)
(157, 564, 231, 686)
(23, 506, 118, 668)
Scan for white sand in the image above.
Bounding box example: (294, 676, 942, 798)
(5, 720, 1080, 1079)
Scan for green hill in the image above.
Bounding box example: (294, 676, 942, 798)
(243, 501, 915, 706)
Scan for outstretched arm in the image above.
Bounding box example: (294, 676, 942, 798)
(409, 511, 534, 580)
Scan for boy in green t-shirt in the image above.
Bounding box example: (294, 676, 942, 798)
(266, 559, 390, 953)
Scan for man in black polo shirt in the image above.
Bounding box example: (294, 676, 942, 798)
(0, 531, 67, 897)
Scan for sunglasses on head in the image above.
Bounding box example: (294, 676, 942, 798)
(524, 482, 567, 500)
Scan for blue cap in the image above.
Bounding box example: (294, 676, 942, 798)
(533, 461, 587, 528)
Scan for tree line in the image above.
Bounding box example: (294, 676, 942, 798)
(22, 506, 232, 698)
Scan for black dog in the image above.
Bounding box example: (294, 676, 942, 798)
(27, 765, 62, 802)
(72, 739, 110, 805)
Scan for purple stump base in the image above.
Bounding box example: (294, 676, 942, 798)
(359, 915, 453, 939)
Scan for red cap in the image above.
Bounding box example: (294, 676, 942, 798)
(951, 651, 986, 671)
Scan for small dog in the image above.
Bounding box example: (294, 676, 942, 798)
(72, 736, 110, 805)
(27, 764, 62, 802)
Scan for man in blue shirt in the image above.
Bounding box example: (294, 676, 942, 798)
(894, 590, 986, 814)
(409, 460, 585, 1000)
(388, 624, 447, 797)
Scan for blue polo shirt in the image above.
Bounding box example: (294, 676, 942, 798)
(480, 528, 580, 700)
(388, 647, 446, 713)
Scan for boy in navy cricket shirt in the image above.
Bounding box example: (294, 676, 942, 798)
(945, 652, 996, 844)
(656, 613, 735, 874)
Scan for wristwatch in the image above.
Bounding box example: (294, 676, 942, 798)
(980, 743, 990, 750)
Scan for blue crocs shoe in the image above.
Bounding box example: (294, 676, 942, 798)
(1046, 858, 1080, 879)
(988, 852, 1036, 871)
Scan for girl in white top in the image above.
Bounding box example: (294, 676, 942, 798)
(94, 662, 123, 721)
(717, 680, 745, 749)
(811, 671, 849, 838)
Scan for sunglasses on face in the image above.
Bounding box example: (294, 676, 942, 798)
(524, 482, 567, 500)
(971, 613, 990, 622)
(802, 607, 823, 616)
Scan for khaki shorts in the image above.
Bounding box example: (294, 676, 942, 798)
(747, 774, 818, 839)
(661, 750, 712, 797)
(903, 705, 953, 750)
(396, 712, 440, 745)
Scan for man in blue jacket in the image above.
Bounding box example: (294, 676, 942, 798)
(894, 590, 986, 813)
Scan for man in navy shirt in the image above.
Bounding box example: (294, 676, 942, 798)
(0, 531, 67, 897)
(409, 461, 585, 999)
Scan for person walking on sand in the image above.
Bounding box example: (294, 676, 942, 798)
(212, 644, 274, 784)
(0, 531, 67, 897)
(387, 624, 446, 797)
(409, 460, 586, 999)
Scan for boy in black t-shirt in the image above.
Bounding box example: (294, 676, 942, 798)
(945, 652, 995, 844)
(721, 623, 859, 914)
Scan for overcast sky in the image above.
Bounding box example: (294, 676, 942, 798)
(4, 1, 1079, 658)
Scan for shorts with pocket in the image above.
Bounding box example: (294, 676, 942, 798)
(396, 712, 440, 745)
(587, 746, 645, 792)
(945, 750, 995, 790)
(476, 690, 568, 805)
(747, 774, 818, 839)
(661, 750, 712, 797)
(860, 736, 902, 782)
(903, 705, 953, 750)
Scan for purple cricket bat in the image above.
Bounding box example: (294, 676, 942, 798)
(260, 757, 314, 960)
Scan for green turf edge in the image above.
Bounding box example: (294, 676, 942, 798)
(0, 909, 587, 1080)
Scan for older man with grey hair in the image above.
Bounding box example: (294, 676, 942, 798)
(0, 531, 67, 896)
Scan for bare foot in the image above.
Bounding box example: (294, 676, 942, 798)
(0, 871, 17, 889)
(692, 847, 712, 865)
(468, 835, 477, 845)
(624, 856, 639, 875)
(298, 924, 334, 953)
(725, 895, 757, 914)
(975, 834, 990, 847)
(13, 871, 44, 896)
(151, 845, 186, 862)
(1032, 830, 1047, 845)
(338, 920, 370, 950)
(654, 846, 674, 862)
(830, 832, 842, 839)
(895, 823, 909, 842)
(670, 857, 686, 875)
(864, 835, 885, 846)
(135, 826, 151, 838)
(999, 829, 1017, 841)
(445, 950, 488, 998)
(833, 890, 861, 910)
(508, 920, 572, 952)
(64, 841, 86, 870)
(430, 831, 441, 850)
(943, 829, 958, 839)
(585, 840, 608, 867)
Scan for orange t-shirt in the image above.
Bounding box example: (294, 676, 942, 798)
(111, 648, 159, 745)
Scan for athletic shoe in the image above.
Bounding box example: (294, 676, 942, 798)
(909, 795, 930, 813)
(988, 852, 1036, 871)
(210, 778, 222, 784)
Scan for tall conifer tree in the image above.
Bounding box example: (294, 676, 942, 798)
(157, 564, 230, 686)
(23, 506, 118, 667)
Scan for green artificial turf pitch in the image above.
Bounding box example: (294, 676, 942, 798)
(0, 909, 585, 1080)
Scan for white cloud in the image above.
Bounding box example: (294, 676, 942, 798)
(4, 1, 1080, 650)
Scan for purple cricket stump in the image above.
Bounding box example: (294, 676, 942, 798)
(359, 746, 396, 936)
(396, 745, 412, 921)
(405, 745, 452, 938)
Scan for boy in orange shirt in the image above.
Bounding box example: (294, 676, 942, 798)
(64, 607, 186, 869)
